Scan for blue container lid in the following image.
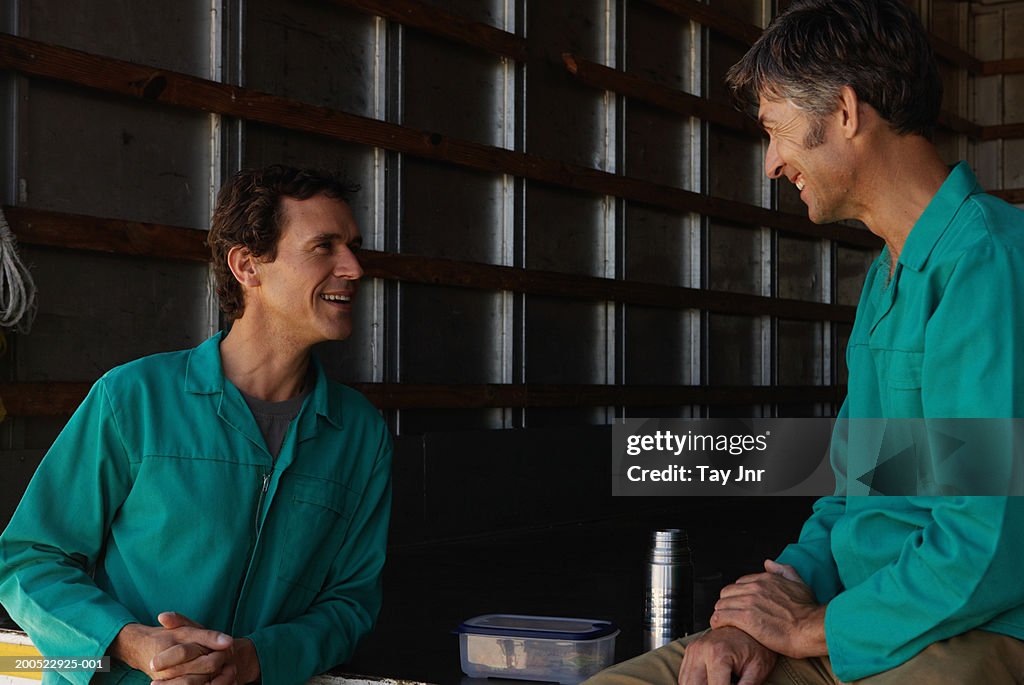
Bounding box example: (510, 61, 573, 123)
(456, 614, 618, 641)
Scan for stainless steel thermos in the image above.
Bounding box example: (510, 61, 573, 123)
(643, 528, 694, 651)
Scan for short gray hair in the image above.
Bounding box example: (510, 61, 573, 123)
(725, 0, 942, 138)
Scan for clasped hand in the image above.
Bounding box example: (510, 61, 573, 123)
(678, 560, 828, 685)
(112, 611, 256, 685)
(709, 559, 827, 659)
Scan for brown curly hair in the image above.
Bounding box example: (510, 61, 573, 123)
(207, 165, 358, 319)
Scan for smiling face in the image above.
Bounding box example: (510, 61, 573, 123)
(248, 193, 364, 347)
(759, 96, 855, 225)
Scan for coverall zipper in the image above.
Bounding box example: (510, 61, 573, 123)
(254, 472, 270, 536)
(230, 469, 271, 632)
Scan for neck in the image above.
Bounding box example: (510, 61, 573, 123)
(220, 313, 312, 401)
(853, 134, 949, 268)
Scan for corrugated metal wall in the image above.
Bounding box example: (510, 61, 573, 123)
(972, 0, 1024, 192)
(0, 1, 218, 525)
(1, 0, 1021, 543)
(2, 0, 1023, 677)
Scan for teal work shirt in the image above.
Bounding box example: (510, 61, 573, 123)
(0, 332, 393, 685)
(778, 162, 1024, 681)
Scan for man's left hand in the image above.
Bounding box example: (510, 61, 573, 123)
(709, 559, 828, 659)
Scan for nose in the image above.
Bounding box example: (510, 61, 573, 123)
(335, 244, 364, 280)
(764, 137, 784, 180)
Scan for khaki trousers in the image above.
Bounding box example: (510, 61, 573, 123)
(582, 630, 1024, 685)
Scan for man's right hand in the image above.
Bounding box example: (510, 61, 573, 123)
(109, 616, 236, 685)
(677, 626, 777, 685)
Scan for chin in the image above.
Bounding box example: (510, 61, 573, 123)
(804, 206, 832, 225)
(324, 327, 354, 342)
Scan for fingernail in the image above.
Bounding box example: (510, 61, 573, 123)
(217, 633, 232, 646)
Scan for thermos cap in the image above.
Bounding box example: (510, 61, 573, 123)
(648, 528, 691, 563)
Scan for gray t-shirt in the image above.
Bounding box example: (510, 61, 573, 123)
(241, 388, 310, 460)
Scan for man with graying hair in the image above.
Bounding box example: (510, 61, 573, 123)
(584, 1, 1024, 684)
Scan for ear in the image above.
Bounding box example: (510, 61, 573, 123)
(838, 85, 861, 139)
(226, 245, 261, 288)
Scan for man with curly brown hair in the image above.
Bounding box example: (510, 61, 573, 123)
(0, 166, 392, 685)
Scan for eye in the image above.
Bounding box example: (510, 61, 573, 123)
(314, 241, 332, 253)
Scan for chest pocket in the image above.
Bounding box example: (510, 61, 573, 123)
(277, 477, 356, 593)
(871, 349, 924, 417)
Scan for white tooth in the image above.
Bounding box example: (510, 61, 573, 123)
(796, 179, 805, 191)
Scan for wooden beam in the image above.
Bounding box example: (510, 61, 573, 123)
(0, 381, 845, 415)
(643, 0, 983, 76)
(360, 250, 857, 323)
(983, 58, 1024, 77)
(937, 110, 982, 140)
(982, 123, 1024, 142)
(928, 35, 983, 75)
(639, 0, 987, 139)
(642, 0, 762, 45)
(562, 53, 762, 138)
(335, 0, 1004, 86)
(991, 188, 1024, 205)
(0, 33, 879, 249)
(322, 0, 527, 62)
(7, 206, 857, 323)
(333, 0, 1012, 88)
(560, 53, 989, 144)
(2, 206, 209, 262)
(356, 383, 846, 409)
(0, 383, 92, 417)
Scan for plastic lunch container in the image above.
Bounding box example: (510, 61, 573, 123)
(456, 614, 620, 684)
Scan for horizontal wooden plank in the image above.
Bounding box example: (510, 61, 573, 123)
(643, 0, 762, 45)
(644, 0, 983, 76)
(8, 206, 857, 323)
(360, 250, 857, 322)
(2, 205, 209, 261)
(0, 382, 92, 416)
(335, 0, 1000, 86)
(323, 0, 526, 62)
(0, 381, 845, 415)
(937, 110, 982, 140)
(640, 1, 983, 138)
(982, 122, 1024, 142)
(562, 54, 984, 144)
(991, 188, 1024, 205)
(0, 33, 879, 249)
(356, 383, 846, 409)
(983, 58, 1024, 76)
(928, 35, 983, 75)
(562, 53, 763, 138)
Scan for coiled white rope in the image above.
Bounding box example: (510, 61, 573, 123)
(0, 206, 37, 334)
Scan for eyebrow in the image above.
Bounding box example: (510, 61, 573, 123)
(308, 232, 362, 246)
